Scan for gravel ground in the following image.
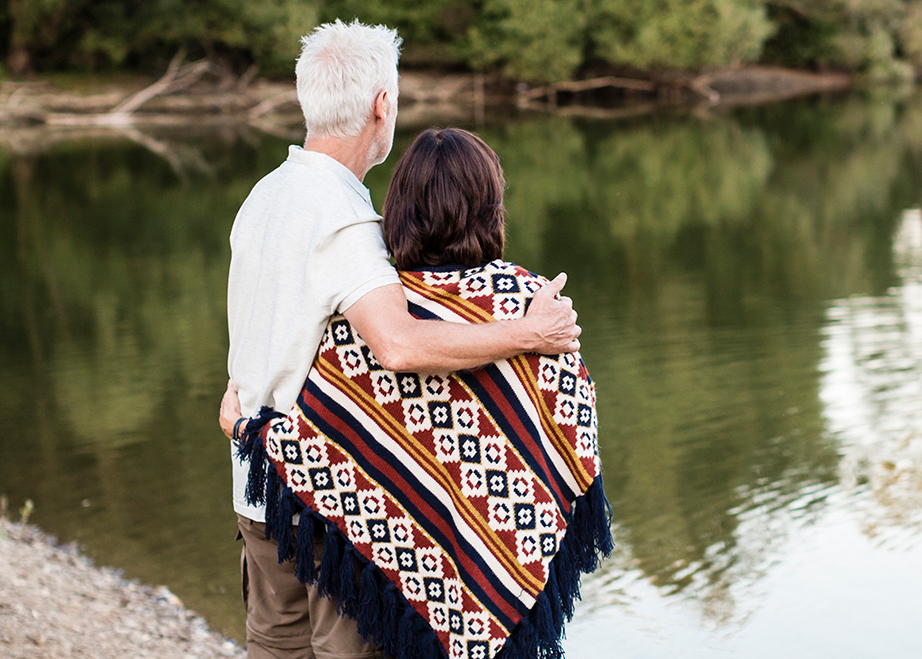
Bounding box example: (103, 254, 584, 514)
(0, 517, 245, 659)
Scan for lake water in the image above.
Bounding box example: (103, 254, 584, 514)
(1, 89, 921, 657)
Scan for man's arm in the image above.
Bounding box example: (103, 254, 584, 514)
(218, 275, 579, 439)
(342, 273, 580, 373)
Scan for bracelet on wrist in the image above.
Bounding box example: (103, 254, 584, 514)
(232, 417, 247, 443)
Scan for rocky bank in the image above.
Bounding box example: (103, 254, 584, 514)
(0, 517, 245, 659)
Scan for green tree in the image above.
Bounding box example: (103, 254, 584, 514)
(318, 0, 478, 66)
(4, 0, 319, 74)
(124, 0, 318, 70)
(465, 0, 587, 83)
(587, 0, 774, 70)
(6, 0, 91, 75)
(898, 3, 922, 71)
(764, 0, 921, 80)
(8, 0, 922, 86)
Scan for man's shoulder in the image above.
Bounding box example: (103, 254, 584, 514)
(237, 159, 377, 231)
(257, 157, 354, 200)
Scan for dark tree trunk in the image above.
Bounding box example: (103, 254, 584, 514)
(7, 44, 33, 77)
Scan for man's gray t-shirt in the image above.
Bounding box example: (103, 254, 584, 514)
(227, 146, 399, 522)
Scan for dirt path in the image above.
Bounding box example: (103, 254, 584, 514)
(0, 517, 245, 659)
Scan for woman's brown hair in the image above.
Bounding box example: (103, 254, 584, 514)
(382, 128, 505, 270)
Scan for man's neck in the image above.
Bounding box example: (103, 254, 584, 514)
(303, 130, 375, 182)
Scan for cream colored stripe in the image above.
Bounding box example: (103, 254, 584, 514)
(400, 275, 495, 324)
(509, 357, 594, 490)
(312, 359, 542, 601)
(492, 358, 586, 496)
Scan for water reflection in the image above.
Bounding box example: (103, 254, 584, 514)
(554, 95, 922, 655)
(1, 91, 922, 654)
(822, 208, 922, 547)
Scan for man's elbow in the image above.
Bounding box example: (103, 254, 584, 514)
(355, 314, 436, 372)
(367, 338, 415, 373)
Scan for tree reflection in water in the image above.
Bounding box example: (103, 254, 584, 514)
(823, 208, 922, 546)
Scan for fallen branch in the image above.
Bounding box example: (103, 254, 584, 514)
(687, 76, 721, 104)
(110, 50, 212, 115)
(248, 90, 299, 119)
(236, 64, 260, 93)
(518, 76, 656, 103)
(111, 50, 185, 114)
(516, 99, 661, 120)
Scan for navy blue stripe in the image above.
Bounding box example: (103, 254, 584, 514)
(456, 366, 576, 508)
(406, 301, 441, 320)
(298, 384, 521, 629)
(408, 298, 578, 506)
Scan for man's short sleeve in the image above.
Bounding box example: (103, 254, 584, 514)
(313, 218, 401, 316)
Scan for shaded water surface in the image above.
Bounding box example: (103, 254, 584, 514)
(1, 91, 921, 655)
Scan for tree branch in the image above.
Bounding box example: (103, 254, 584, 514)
(517, 76, 656, 104)
(109, 49, 212, 116)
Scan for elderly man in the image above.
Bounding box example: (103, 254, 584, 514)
(225, 19, 580, 659)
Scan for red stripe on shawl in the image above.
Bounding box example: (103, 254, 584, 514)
(468, 366, 569, 510)
(300, 387, 526, 626)
(400, 272, 495, 324)
(510, 355, 595, 491)
(316, 357, 546, 594)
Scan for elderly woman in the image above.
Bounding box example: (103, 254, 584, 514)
(221, 128, 611, 659)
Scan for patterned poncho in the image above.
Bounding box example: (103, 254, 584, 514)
(238, 260, 612, 659)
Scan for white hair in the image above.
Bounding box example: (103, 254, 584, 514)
(296, 19, 402, 140)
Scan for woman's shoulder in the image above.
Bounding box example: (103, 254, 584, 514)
(481, 260, 549, 293)
(398, 260, 551, 301)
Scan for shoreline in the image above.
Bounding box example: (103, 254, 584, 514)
(0, 66, 856, 157)
(0, 516, 245, 659)
(0, 66, 854, 129)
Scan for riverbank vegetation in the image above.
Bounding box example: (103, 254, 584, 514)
(3, 0, 922, 85)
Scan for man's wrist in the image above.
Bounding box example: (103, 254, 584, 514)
(232, 417, 247, 444)
(508, 316, 540, 354)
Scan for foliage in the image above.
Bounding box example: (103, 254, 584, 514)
(4, 0, 922, 86)
(6, 0, 90, 74)
(465, 0, 587, 83)
(587, 0, 775, 70)
(461, 0, 774, 81)
(764, 0, 922, 80)
(760, 3, 842, 68)
(5, 0, 318, 74)
(318, 0, 478, 66)
(898, 5, 922, 70)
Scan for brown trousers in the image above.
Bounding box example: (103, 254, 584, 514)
(237, 514, 386, 659)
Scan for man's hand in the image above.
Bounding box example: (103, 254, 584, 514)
(219, 380, 243, 440)
(523, 273, 581, 354)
